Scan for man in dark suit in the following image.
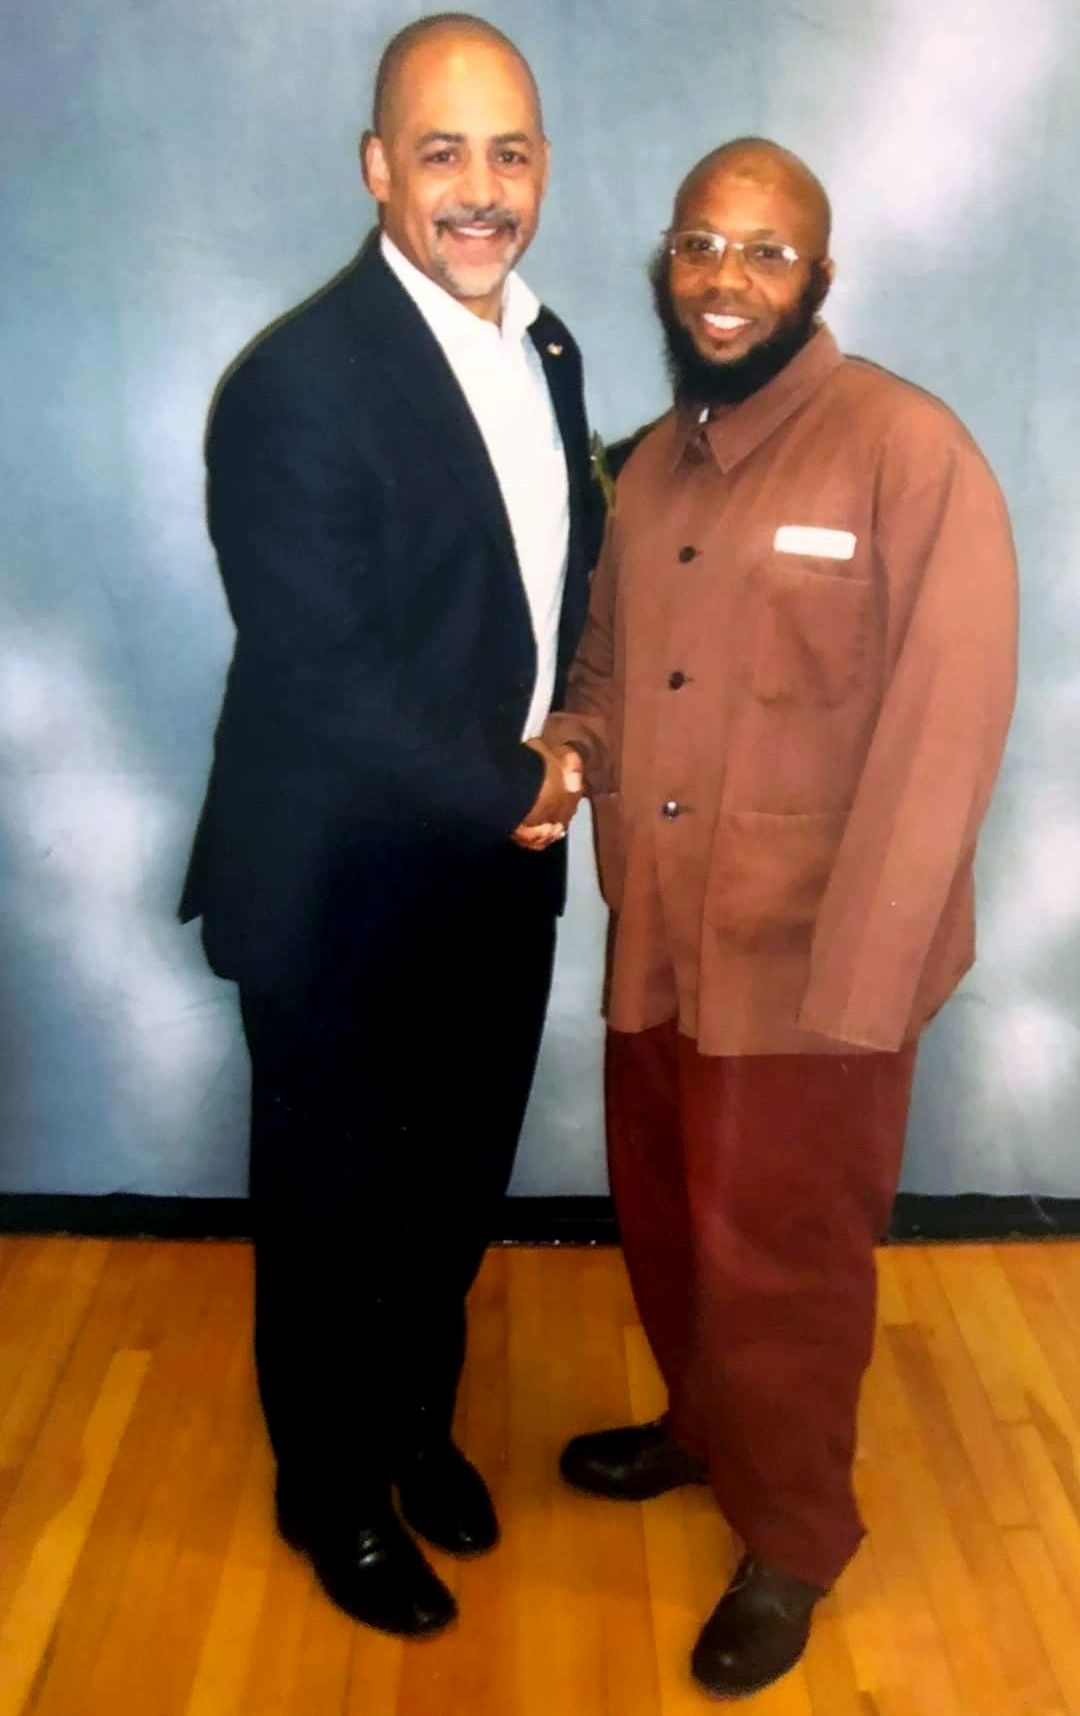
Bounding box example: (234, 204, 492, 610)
(180, 14, 597, 1636)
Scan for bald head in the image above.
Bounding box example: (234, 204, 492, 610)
(372, 14, 542, 139)
(656, 135, 835, 406)
(362, 14, 549, 322)
(675, 137, 831, 258)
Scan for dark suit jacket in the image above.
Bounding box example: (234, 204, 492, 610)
(180, 241, 600, 992)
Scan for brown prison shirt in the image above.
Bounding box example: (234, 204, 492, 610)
(544, 325, 1018, 1055)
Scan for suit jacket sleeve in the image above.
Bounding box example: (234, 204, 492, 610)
(207, 356, 544, 845)
(797, 432, 1018, 1050)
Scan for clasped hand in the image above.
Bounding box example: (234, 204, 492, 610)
(512, 740, 584, 851)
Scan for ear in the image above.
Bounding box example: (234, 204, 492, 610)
(362, 131, 391, 204)
(810, 254, 836, 314)
(539, 136, 552, 200)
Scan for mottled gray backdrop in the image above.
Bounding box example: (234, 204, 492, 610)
(2, 0, 1077, 1198)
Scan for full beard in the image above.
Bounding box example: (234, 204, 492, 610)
(650, 248, 831, 408)
(430, 203, 524, 302)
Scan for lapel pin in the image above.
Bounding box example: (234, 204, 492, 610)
(546, 342, 563, 357)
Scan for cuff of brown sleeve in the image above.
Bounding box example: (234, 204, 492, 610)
(541, 715, 614, 796)
(795, 999, 905, 1053)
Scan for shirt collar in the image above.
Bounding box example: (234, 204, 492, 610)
(380, 232, 541, 349)
(668, 324, 844, 475)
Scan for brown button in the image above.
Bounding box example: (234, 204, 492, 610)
(667, 670, 687, 690)
(661, 800, 681, 819)
(677, 545, 698, 564)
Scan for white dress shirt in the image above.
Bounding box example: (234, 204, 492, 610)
(380, 234, 570, 739)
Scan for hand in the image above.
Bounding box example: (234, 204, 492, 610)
(511, 820, 566, 851)
(511, 742, 584, 850)
(522, 740, 583, 826)
(558, 745, 584, 796)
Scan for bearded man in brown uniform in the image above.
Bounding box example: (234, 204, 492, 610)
(542, 139, 1018, 1697)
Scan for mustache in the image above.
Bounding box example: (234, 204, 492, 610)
(688, 293, 753, 314)
(433, 204, 521, 234)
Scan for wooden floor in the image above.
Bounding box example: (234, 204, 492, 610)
(2, 1239, 1080, 1716)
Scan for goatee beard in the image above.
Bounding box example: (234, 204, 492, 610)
(649, 249, 830, 408)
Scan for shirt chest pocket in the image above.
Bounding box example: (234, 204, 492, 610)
(749, 561, 872, 708)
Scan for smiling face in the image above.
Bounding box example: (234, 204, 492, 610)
(667, 151, 833, 370)
(363, 30, 549, 322)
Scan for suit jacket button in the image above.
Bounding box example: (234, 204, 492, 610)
(678, 545, 699, 563)
(661, 800, 681, 819)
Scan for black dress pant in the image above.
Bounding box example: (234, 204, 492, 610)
(238, 877, 556, 1512)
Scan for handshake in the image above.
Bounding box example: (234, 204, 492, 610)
(512, 739, 585, 851)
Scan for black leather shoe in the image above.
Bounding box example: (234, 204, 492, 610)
(559, 1419, 708, 1500)
(395, 1442, 499, 1556)
(276, 1478, 457, 1636)
(691, 1555, 824, 1698)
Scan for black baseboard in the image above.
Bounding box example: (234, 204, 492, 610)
(888, 1194, 1080, 1242)
(0, 1193, 255, 1241)
(1, 1191, 1079, 1245)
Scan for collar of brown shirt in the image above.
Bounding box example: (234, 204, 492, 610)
(668, 323, 845, 477)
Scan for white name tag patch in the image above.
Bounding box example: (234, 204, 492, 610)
(774, 525, 857, 560)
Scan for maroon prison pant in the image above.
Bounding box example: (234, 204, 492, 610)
(605, 1021, 918, 1589)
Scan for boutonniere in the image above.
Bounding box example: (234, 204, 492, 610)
(589, 430, 616, 510)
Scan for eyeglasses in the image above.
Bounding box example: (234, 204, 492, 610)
(666, 230, 807, 276)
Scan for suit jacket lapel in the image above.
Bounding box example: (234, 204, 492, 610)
(344, 244, 519, 569)
(529, 313, 594, 685)
(529, 316, 586, 563)
(344, 243, 592, 687)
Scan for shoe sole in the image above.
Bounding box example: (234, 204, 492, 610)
(559, 1466, 708, 1503)
(691, 1654, 806, 1701)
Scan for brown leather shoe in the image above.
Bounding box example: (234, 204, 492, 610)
(691, 1555, 824, 1698)
(559, 1418, 708, 1500)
